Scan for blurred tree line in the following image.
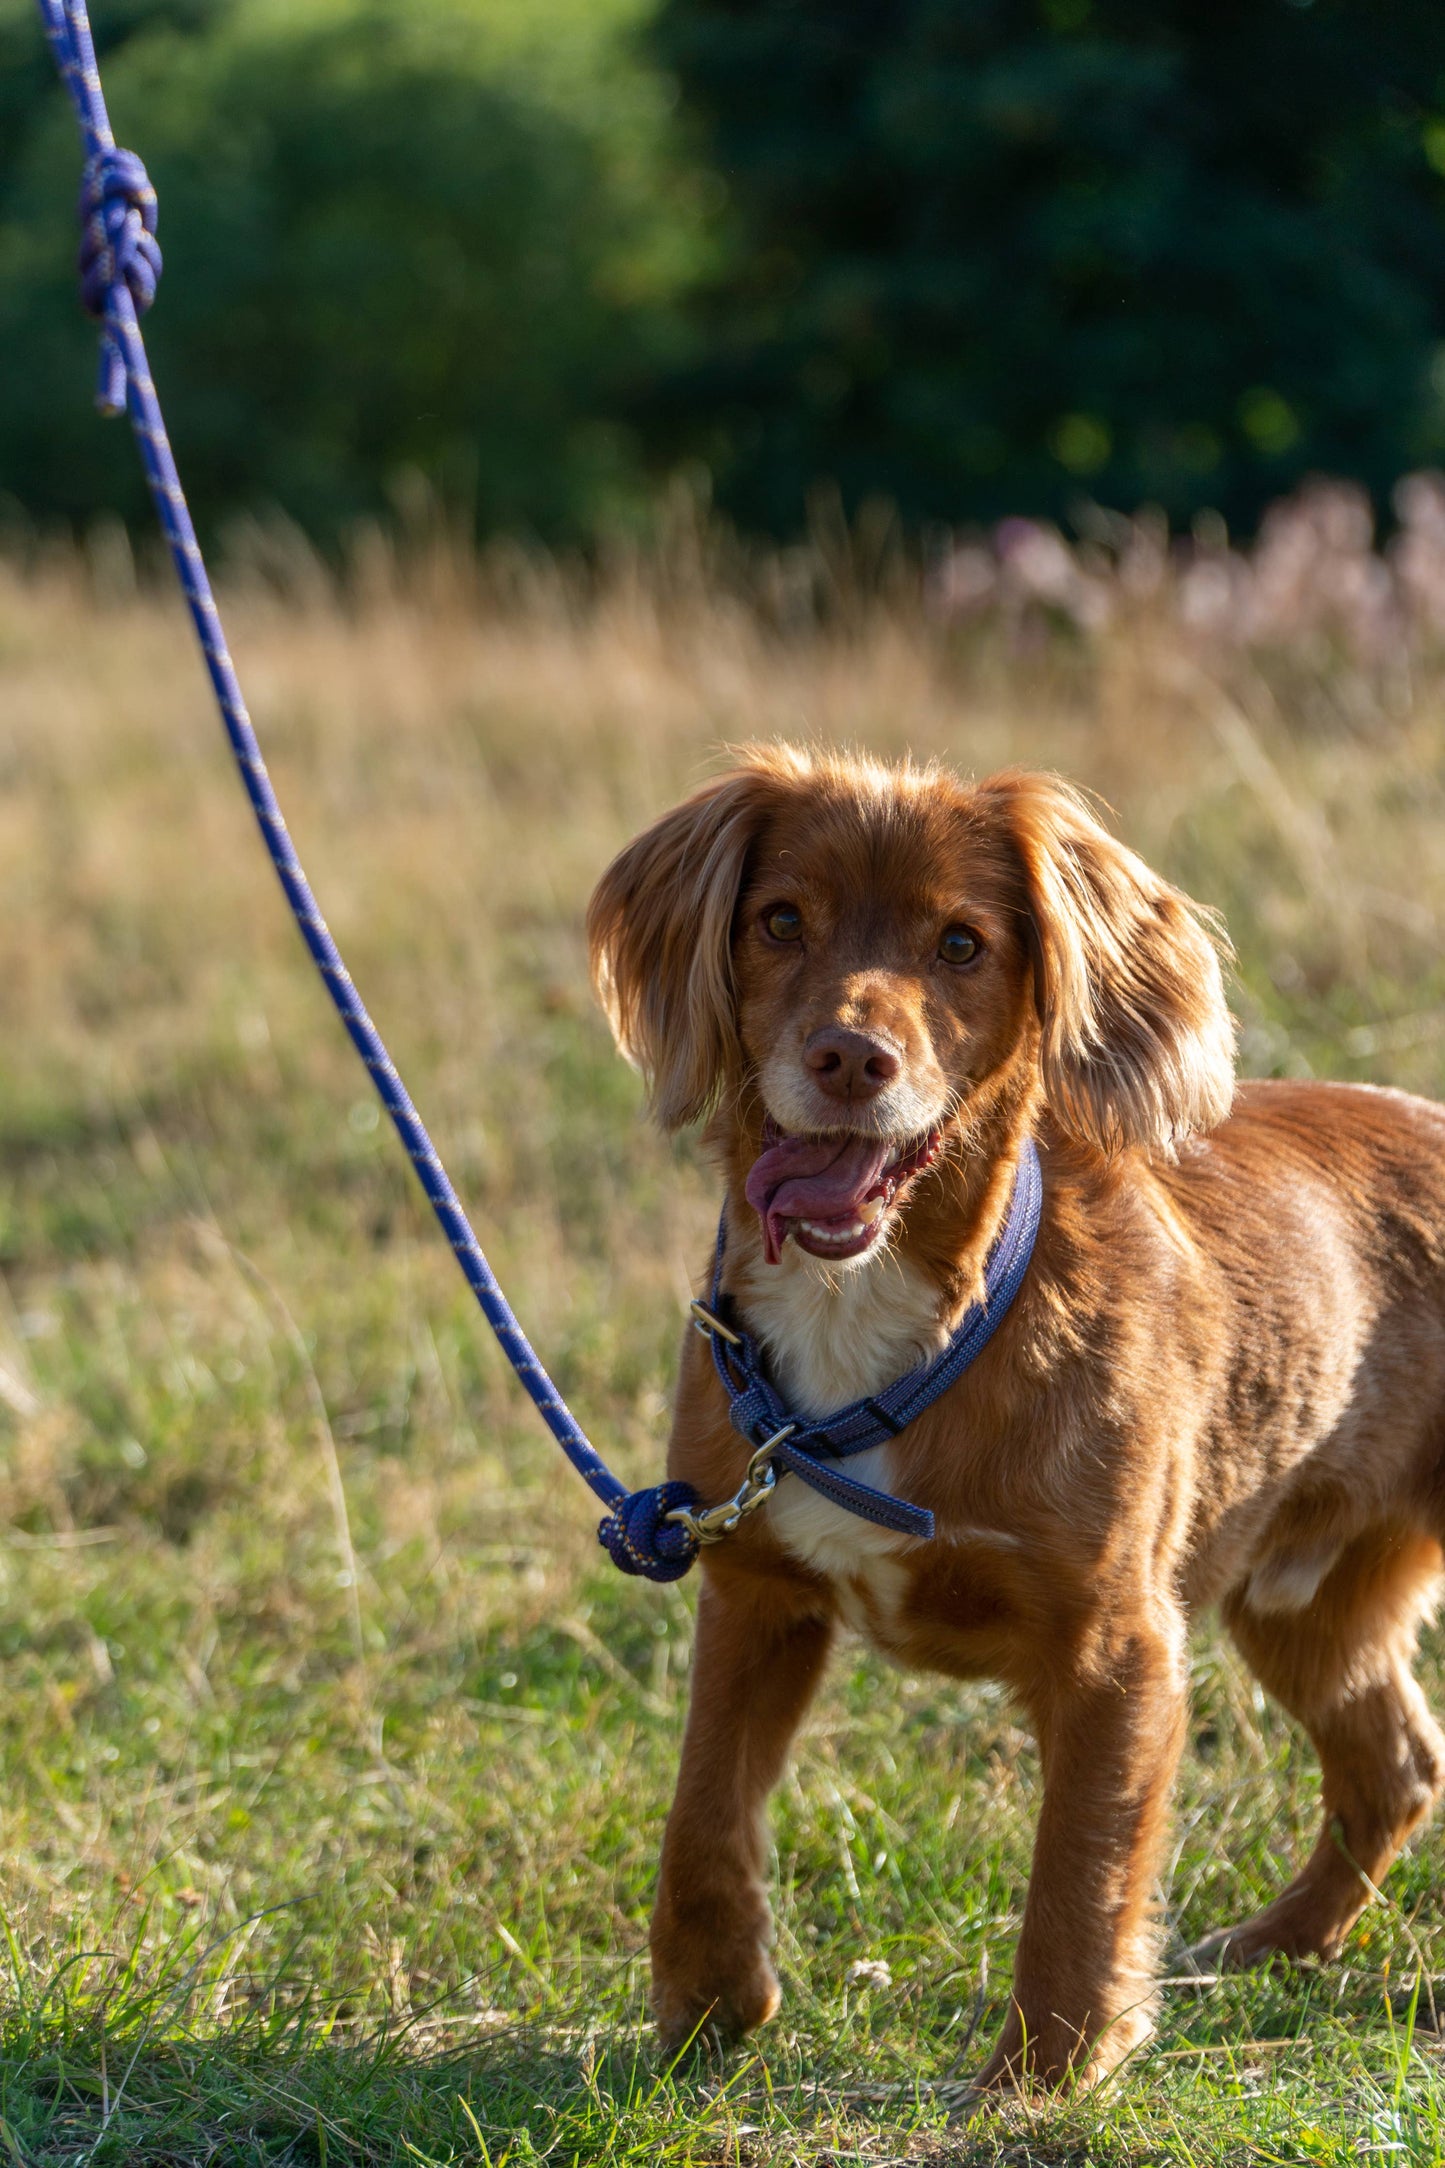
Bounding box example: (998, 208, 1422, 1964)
(2, 0, 1444, 545)
(0, 0, 708, 542)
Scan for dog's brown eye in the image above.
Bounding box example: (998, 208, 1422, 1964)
(765, 904, 803, 943)
(938, 925, 980, 966)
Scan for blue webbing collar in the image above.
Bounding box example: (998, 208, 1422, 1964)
(694, 1136, 1044, 1543)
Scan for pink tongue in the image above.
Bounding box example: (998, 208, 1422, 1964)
(745, 1133, 894, 1264)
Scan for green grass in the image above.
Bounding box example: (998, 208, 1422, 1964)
(0, 551, 1444, 2160)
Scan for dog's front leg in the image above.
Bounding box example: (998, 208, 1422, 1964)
(975, 1604, 1188, 2093)
(651, 1559, 833, 2053)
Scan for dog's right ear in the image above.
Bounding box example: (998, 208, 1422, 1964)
(587, 761, 786, 1130)
(979, 771, 1236, 1157)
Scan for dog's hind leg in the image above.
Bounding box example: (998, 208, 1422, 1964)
(1192, 1525, 1445, 1972)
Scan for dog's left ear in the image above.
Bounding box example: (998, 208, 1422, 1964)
(980, 772, 1236, 1156)
(587, 756, 790, 1130)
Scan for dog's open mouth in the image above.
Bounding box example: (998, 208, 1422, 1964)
(744, 1119, 944, 1264)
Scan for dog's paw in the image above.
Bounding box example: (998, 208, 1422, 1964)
(1182, 1911, 1337, 1975)
(652, 1948, 781, 2058)
(971, 2001, 1154, 2096)
(651, 1881, 782, 2057)
(1179, 1922, 1257, 1976)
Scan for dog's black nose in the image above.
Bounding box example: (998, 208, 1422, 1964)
(803, 1028, 900, 1102)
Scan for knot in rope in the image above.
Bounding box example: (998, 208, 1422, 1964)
(78, 146, 161, 413)
(597, 1483, 700, 1583)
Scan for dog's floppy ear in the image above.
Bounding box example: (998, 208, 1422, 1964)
(982, 772, 1235, 1156)
(587, 758, 786, 1130)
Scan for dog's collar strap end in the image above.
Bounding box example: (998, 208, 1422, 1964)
(698, 1137, 1044, 1542)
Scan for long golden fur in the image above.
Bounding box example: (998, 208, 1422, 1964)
(587, 743, 1445, 2090)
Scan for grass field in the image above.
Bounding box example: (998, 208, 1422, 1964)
(3, 517, 1445, 2162)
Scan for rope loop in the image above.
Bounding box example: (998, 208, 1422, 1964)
(78, 145, 161, 412)
(597, 1483, 701, 1583)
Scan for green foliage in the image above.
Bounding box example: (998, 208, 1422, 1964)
(8, 0, 1445, 545)
(0, 0, 708, 542)
(0, 0, 227, 208)
(649, 0, 1445, 535)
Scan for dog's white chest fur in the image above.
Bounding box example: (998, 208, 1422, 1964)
(735, 1249, 948, 1627)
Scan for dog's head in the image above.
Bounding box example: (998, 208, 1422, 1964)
(588, 746, 1234, 1267)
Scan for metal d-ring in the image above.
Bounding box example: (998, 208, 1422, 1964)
(689, 1297, 743, 1347)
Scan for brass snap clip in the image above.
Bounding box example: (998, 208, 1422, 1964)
(664, 1425, 795, 1546)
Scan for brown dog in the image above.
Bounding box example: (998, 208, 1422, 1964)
(586, 743, 1445, 2090)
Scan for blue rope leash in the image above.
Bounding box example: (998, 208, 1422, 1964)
(34, 0, 700, 1584)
